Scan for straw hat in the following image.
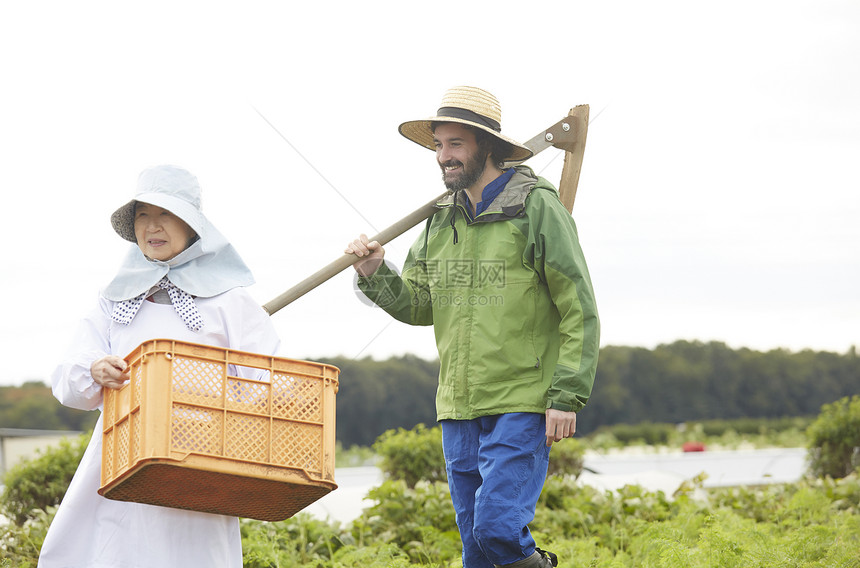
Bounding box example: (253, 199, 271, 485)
(398, 86, 533, 162)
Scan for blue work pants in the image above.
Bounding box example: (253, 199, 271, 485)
(441, 413, 551, 568)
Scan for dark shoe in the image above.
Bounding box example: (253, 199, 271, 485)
(535, 548, 558, 567)
(495, 548, 558, 568)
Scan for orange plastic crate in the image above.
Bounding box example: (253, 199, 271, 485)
(99, 339, 339, 521)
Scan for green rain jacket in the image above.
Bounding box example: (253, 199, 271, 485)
(358, 165, 599, 420)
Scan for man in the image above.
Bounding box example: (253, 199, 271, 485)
(345, 86, 600, 568)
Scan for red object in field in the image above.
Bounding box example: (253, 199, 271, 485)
(682, 441, 706, 452)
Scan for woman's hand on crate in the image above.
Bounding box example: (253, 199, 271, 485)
(345, 234, 385, 277)
(91, 355, 130, 389)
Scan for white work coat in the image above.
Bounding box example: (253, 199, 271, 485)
(39, 288, 280, 568)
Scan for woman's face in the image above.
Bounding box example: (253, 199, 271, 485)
(133, 202, 197, 261)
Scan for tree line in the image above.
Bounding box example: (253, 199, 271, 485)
(2, 341, 857, 447)
(331, 340, 859, 446)
(0, 382, 98, 433)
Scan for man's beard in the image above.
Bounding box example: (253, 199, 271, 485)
(440, 150, 489, 191)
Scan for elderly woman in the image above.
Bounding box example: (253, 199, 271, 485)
(39, 165, 280, 568)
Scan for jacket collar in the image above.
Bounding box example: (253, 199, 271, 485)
(435, 165, 539, 222)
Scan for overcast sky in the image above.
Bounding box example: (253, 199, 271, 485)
(1, 1, 857, 387)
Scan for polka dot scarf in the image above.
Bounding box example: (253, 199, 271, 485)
(110, 277, 203, 331)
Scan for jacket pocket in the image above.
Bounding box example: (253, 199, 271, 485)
(468, 281, 542, 385)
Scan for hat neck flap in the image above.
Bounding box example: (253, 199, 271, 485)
(100, 223, 254, 302)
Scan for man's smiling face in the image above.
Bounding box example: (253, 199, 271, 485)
(434, 122, 490, 191)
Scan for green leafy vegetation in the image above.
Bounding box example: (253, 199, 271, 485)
(806, 395, 860, 479)
(0, 434, 88, 525)
(2, 342, 857, 566)
(4, 413, 859, 566)
(0, 434, 86, 567)
(235, 471, 860, 567)
(373, 423, 445, 487)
